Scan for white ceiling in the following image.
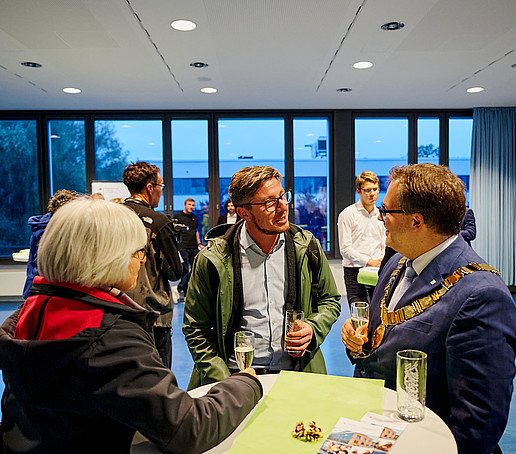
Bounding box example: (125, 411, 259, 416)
(1, 0, 515, 111)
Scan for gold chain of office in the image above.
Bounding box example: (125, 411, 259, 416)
(370, 257, 501, 350)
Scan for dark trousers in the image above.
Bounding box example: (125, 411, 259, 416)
(154, 327, 172, 369)
(343, 267, 375, 308)
(178, 248, 198, 293)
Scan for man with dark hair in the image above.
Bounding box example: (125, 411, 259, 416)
(338, 170, 385, 307)
(341, 163, 516, 454)
(123, 161, 182, 368)
(174, 198, 204, 301)
(183, 166, 341, 389)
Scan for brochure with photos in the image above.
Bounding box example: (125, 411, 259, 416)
(318, 412, 408, 454)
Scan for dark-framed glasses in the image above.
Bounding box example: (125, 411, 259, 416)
(132, 248, 146, 261)
(153, 183, 165, 189)
(360, 187, 379, 194)
(378, 205, 404, 221)
(241, 190, 292, 212)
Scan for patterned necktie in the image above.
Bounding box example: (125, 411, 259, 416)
(388, 260, 417, 311)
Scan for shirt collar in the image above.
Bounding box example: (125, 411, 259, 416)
(240, 222, 285, 255)
(356, 199, 379, 216)
(411, 234, 458, 275)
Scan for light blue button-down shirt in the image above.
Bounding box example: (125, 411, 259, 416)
(227, 223, 292, 371)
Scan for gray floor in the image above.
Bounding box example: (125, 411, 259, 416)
(1, 297, 516, 452)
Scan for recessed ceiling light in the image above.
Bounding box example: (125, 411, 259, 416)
(353, 61, 373, 69)
(381, 21, 405, 31)
(336, 87, 352, 92)
(171, 20, 196, 31)
(21, 61, 42, 68)
(190, 62, 208, 68)
(62, 87, 81, 94)
(466, 86, 484, 93)
(201, 87, 217, 94)
(50, 135, 60, 139)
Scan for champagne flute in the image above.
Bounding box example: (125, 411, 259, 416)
(234, 331, 255, 371)
(350, 301, 370, 358)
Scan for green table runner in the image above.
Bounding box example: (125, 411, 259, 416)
(229, 371, 384, 453)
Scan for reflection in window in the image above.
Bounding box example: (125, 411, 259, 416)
(95, 120, 163, 210)
(218, 118, 285, 218)
(417, 118, 439, 164)
(0, 120, 39, 256)
(449, 118, 473, 205)
(355, 118, 409, 205)
(49, 120, 86, 194)
(293, 118, 330, 251)
(171, 120, 209, 241)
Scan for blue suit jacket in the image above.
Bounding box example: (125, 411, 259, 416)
(355, 236, 516, 454)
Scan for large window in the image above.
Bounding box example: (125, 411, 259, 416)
(218, 117, 285, 214)
(171, 119, 209, 241)
(0, 120, 39, 256)
(48, 120, 86, 194)
(417, 118, 440, 165)
(355, 118, 409, 205)
(449, 118, 473, 205)
(94, 119, 163, 210)
(293, 118, 330, 251)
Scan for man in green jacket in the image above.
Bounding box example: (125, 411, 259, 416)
(183, 166, 341, 389)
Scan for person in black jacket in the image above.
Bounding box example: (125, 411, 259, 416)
(0, 197, 262, 453)
(123, 161, 183, 368)
(216, 199, 240, 225)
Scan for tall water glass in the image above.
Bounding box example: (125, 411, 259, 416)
(396, 349, 427, 422)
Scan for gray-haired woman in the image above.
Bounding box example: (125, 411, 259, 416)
(0, 197, 261, 453)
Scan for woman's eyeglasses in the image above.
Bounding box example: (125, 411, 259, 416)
(132, 248, 146, 261)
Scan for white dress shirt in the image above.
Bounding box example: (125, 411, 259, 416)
(337, 200, 386, 268)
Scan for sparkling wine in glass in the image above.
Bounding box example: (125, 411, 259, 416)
(234, 331, 255, 371)
(350, 301, 370, 358)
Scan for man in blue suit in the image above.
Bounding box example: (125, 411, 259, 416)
(342, 163, 516, 454)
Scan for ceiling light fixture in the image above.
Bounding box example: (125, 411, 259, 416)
(190, 62, 208, 68)
(62, 87, 81, 94)
(171, 20, 196, 31)
(381, 21, 405, 31)
(353, 61, 373, 69)
(21, 61, 42, 68)
(336, 87, 352, 92)
(201, 87, 217, 94)
(466, 86, 484, 93)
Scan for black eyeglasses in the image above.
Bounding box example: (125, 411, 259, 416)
(241, 190, 292, 213)
(378, 205, 405, 221)
(359, 187, 379, 194)
(132, 248, 146, 261)
(152, 183, 165, 189)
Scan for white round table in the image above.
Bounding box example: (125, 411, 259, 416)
(131, 374, 457, 453)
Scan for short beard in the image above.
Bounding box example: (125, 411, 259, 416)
(248, 210, 289, 235)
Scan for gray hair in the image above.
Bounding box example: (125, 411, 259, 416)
(229, 166, 283, 207)
(38, 197, 147, 289)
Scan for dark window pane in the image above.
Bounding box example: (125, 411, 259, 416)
(293, 118, 330, 251)
(95, 120, 163, 210)
(417, 118, 440, 164)
(171, 120, 209, 242)
(0, 120, 39, 256)
(449, 118, 473, 205)
(49, 120, 86, 193)
(355, 118, 409, 205)
(218, 118, 285, 212)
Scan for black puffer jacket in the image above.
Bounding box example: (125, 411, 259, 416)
(0, 277, 262, 454)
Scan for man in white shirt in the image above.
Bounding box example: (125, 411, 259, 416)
(337, 171, 385, 307)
